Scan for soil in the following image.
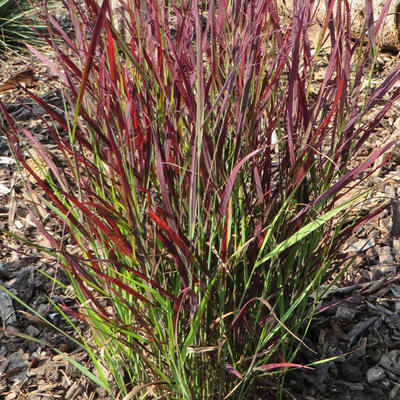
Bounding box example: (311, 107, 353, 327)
(1, 14, 400, 400)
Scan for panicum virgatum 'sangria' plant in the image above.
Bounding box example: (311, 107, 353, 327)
(2, 0, 400, 398)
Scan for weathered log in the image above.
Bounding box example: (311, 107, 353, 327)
(277, 0, 400, 52)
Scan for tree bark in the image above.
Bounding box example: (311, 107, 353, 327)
(277, 0, 400, 52)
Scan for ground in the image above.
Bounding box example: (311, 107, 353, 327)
(1, 20, 400, 400)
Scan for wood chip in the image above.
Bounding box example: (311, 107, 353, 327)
(330, 320, 349, 341)
(0, 69, 34, 94)
(391, 201, 400, 237)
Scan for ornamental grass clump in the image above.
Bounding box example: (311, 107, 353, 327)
(2, 0, 400, 398)
(0, 0, 48, 52)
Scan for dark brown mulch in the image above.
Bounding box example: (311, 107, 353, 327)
(285, 215, 400, 400)
(0, 260, 113, 400)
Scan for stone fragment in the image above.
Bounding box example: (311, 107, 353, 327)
(380, 353, 392, 370)
(26, 324, 41, 337)
(335, 306, 356, 322)
(377, 264, 396, 276)
(367, 366, 385, 383)
(36, 303, 49, 317)
(371, 264, 397, 280)
(347, 318, 376, 349)
(379, 246, 394, 264)
(385, 185, 396, 198)
(352, 255, 364, 267)
(393, 238, 400, 253)
(0, 351, 28, 382)
(345, 238, 375, 253)
(388, 349, 400, 369)
(9, 266, 34, 303)
(13, 220, 24, 230)
(365, 245, 378, 259)
(0, 291, 17, 326)
(389, 384, 400, 400)
(0, 183, 10, 196)
(0, 157, 14, 165)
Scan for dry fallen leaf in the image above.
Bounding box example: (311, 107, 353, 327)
(0, 69, 34, 93)
(24, 148, 50, 183)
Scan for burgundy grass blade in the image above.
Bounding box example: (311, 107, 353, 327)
(255, 363, 314, 372)
(219, 148, 264, 218)
(224, 364, 243, 379)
